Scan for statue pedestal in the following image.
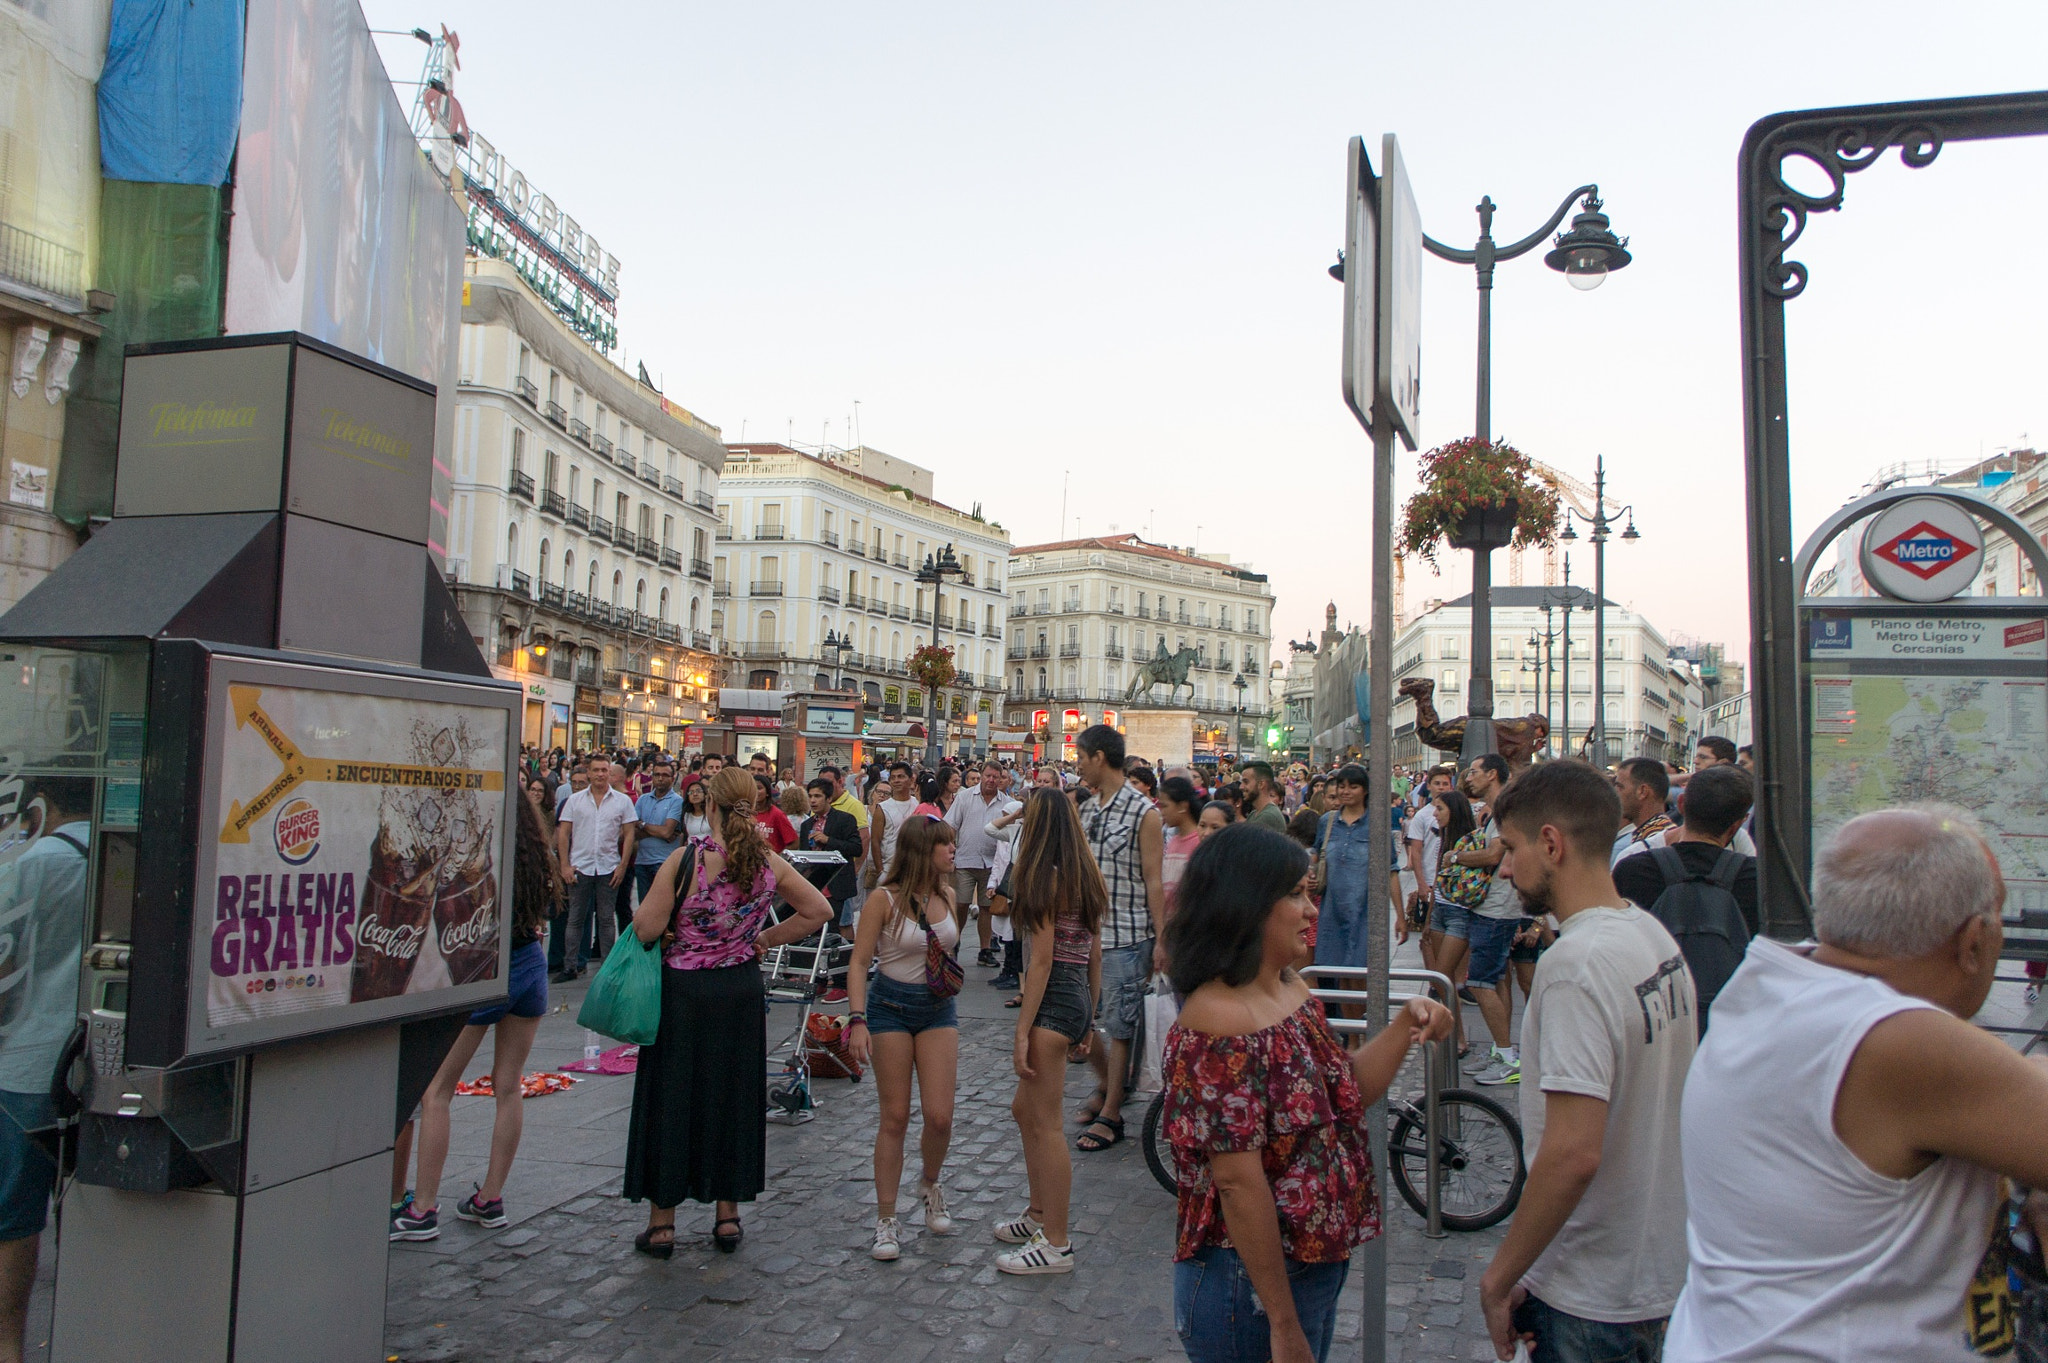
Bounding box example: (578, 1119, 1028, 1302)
(1122, 708, 1197, 768)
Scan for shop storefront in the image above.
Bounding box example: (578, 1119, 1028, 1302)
(781, 691, 863, 780)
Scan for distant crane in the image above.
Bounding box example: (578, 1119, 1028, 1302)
(1508, 458, 1626, 587)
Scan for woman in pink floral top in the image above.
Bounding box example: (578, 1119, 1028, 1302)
(621, 767, 831, 1258)
(1162, 822, 1451, 1363)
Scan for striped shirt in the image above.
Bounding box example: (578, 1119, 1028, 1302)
(1080, 780, 1154, 949)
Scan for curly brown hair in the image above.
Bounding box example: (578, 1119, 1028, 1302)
(706, 765, 770, 889)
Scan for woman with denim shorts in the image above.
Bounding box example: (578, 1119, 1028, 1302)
(993, 789, 1105, 1276)
(846, 814, 962, 1263)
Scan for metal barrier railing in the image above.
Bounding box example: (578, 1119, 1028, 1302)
(1302, 964, 1457, 1238)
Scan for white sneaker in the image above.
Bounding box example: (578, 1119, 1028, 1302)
(921, 1181, 954, 1235)
(993, 1211, 1042, 1244)
(1474, 1055, 1521, 1086)
(1462, 1046, 1501, 1075)
(995, 1229, 1074, 1275)
(871, 1216, 902, 1261)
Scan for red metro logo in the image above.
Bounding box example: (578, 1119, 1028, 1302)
(1871, 522, 1979, 582)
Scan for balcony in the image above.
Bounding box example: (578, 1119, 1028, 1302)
(566, 591, 590, 616)
(715, 523, 733, 540)
(568, 416, 591, 443)
(1061, 601, 1082, 614)
(1175, 611, 1191, 625)
(889, 604, 910, 620)
(867, 599, 887, 616)
(592, 514, 614, 541)
(660, 546, 682, 570)
(713, 579, 731, 597)
(612, 522, 634, 548)
(751, 580, 783, 597)
(914, 608, 933, 626)
(754, 524, 786, 541)
(818, 585, 841, 604)
(1009, 605, 1028, 619)
(848, 542, 867, 558)
(640, 462, 661, 487)
(498, 567, 531, 598)
(1007, 646, 1027, 661)
(843, 589, 869, 610)
(1059, 644, 1081, 658)
(820, 530, 839, 548)
(740, 641, 785, 659)
(514, 375, 539, 405)
(544, 400, 566, 427)
(692, 631, 713, 651)
(1029, 643, 1051, 659)
(540, 488, 566, 518)
(1195, 615, 1212, 629)
(1106, 602, 1124, 615)
(693, 490, 716, 511)
(507, 469, 534, 501)
(636, 534, 659, 561)
(539, 582, 566, 608)
(592, 433, 614, 459)
(1136, 605, 1152, 619)
(567, 502, 590, 530)
(663, 474, 685, 497)
(689, 556, 712, 580)
(658, 622, 683, 643)
(1031, 602, 1051, 615)
(1104, 644, 1124, 659)
(983, 624, 1002, 637)
(891, 552, 910, 569)
(935, 612, 954, 631)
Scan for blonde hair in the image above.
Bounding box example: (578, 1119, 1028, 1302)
(706, 766, 769, 889)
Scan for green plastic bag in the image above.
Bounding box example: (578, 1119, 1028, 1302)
(577, 932, 663, 1045)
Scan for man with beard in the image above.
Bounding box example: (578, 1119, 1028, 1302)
(1479, 760, 1697, 1363)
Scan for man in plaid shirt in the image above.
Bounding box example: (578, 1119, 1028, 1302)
(1072, 724, 1164, 1154)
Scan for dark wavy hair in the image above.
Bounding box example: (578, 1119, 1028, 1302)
(1432, 787, 1476, 848)
(1166, 823, 1310, 996)
(512, 789, 557, 941)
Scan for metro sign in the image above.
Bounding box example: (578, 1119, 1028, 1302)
(1871, 522, 1978, 581)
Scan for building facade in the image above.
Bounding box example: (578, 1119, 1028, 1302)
(1387, 587, 1709, 767)
(1003, 535, 1275, 761)
(445, 257, 726, 753)
(715, 443, 1011, 761)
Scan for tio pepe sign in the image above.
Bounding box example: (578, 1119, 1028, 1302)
(1860, 497, 1984, 603)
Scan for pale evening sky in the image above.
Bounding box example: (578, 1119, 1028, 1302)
(367, 1, 2048, 676)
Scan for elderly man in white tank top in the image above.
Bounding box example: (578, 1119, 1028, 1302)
(1666, 804, 2048, 1363)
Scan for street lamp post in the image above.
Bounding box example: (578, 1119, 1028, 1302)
(823, 628, 854, 692)
(1558, 455, 1639, 769)
(1424, 188, 1631, 766)
(915, 544, 964, 763)
(1232, 671, 1249, 760)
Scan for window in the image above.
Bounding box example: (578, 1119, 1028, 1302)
(638, 504, 653, 536)
(615, 491, 629, 526)
(537, 538, 550, 586)
(611, 570, 623, 606)
(635, 579, 647, 613)
(1498, 668, 1515, 693)
(586, 562, 598, 597)
(1442, 669, 1459, 692)
(562, 549, 574, 588)
(517, 345, 531, 380)
(662, 515, 674, 548)
(594, 405, 607, 439)
(506, 522, 519, 569)
(547, 370, 560, 403)
(543, 448, 558, 494)
(571, 388, 584, 420)
(689, 597, 699, 629)
(510, 427, 526, 473)
(758, 611, 778, 643)
(1441, 638, 1460, 661)
(1246, 609, 1259, 634)
(568, 466, 581, 505)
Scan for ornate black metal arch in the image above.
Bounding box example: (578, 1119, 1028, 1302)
(1741, 90, 2048, 937)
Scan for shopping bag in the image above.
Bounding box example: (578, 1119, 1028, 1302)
(576, 933, 663, 1045)
(1140, 975, 1177, 1092)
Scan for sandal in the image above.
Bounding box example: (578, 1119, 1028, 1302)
(714, 1217, 743, 1254)
(1004, 995, 1023, 1009)
(635, 1224, 675, 1260)
(1075, 1117, 1124, 1152)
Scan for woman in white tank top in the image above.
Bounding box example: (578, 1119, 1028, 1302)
(844, 813, 962, 1264)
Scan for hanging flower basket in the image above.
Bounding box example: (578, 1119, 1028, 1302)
(907, 644, 957, 694)
(1396, 436, 1561, 571)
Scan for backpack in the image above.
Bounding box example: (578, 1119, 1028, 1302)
(1645, 845, 1751, 1034)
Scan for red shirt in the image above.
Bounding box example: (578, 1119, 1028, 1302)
(1161, 997, 1379, 1263)
(753, 803, 798, 853)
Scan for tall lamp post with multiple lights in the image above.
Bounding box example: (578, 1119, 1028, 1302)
(1522, 560, 1593, 759)
(1424, 189, 1631, 764)
(1232, 671, 1250, 760)
(823, 628, 854, 692)
(1558, 455, 1639, 769)
(915, 543, 964, 761)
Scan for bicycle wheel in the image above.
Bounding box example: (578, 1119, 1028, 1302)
(1387, 1088, 1525, 1232)
(1141, 1091, 1177, 1195)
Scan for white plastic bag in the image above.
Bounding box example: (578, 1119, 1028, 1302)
(1140, 974, 1177, 1092)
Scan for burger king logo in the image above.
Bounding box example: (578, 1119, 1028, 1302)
(274, 798, 321, 865)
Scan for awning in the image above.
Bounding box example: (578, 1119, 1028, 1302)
(864, 722, 927, 739)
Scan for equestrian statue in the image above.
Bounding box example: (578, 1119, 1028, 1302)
(1125, 644, 1199, 707)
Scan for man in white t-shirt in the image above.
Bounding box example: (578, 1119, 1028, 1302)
(554, 762, 637, 982)
(1480, 759, 1697, 1363)
(867, 761, 918, 885)
(1666, 805, 2048, 1363)
(1405, 765, 1456, 958)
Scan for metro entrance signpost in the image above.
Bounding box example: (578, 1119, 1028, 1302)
(1337, 131, 1421, 1363)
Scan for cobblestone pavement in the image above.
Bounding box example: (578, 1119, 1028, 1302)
(382, 938, 1519, 1363)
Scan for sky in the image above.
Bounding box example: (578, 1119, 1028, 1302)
(366, 1, 2048, 676)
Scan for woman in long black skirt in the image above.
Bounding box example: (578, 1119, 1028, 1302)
(623, 765, 832, 1255)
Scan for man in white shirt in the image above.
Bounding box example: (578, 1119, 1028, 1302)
(553, 761, 637, 982)
(1405, 764, 1456, 945)
(1480, 760, 1697, 1363)
(867, 761, 917, 886)
(1666, 805, 2048, 1363)
(944, 763, 1018, 959)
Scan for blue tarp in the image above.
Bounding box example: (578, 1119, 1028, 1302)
(98, 0, 245, 185)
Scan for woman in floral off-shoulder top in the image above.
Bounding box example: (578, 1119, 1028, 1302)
(1161, 823, 1453, 1363)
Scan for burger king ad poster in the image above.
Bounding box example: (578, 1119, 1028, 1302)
(204, 677, 511, 1030)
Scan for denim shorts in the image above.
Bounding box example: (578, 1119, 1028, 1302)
(867, 973, 958, 1036)
(1513, 1291, 1668, 1363)
(1428, 898, 1471, 940)
(1509, 917, 1545, 963)
(1031, 961, 1092, 1043)
(0, 1094, 56, 1241)
(1174, 1244, 1350, 1363)
(468, 939, 549, 1026)
(1464, 913, 1521, 989)
(1096, 940, 1152, 1042)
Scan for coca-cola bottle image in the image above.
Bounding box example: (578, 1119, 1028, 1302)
(434, 833, 500, 985)
(351, 823, 439, 1003)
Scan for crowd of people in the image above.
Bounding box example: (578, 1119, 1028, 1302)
(381, 730, 2048, 1363)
